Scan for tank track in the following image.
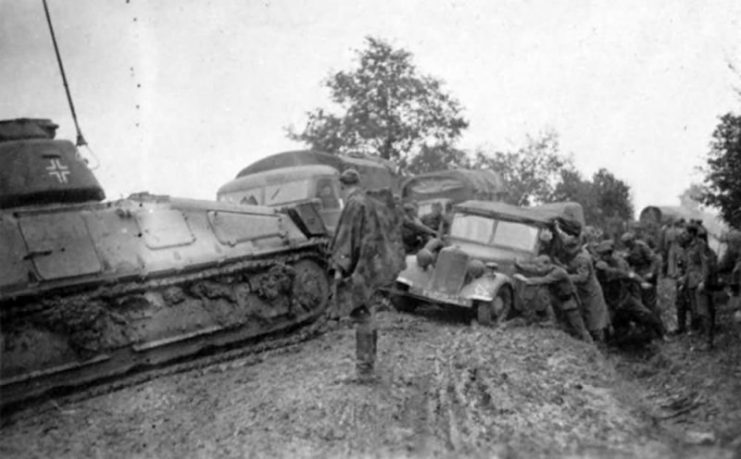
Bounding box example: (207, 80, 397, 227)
(0, 243, 331, 412)
(1, 309, 331, 426)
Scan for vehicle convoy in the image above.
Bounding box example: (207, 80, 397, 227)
(0, 119, 331, 408)
(217, 150, 401, 232)
(400, 169, 506, 219)
(389, 200, 584, 324)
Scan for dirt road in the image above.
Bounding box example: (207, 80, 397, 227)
(1, 300, 738, 458)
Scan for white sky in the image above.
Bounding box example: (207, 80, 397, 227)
(2, 0, 740, 212)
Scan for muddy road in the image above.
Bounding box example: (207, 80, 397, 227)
(1, 291, 739, 458)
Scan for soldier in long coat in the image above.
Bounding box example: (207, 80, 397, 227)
(330, 169, 405, 380)
(681, 224, 718, 348)
(561, 244, 611, 343)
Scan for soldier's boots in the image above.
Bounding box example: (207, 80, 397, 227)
(564, 309, 594, 344)
(355, 319, 377, 382)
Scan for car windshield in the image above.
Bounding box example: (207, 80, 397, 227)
(493, 220, 540, 252)
(450, 214, 496, 243)
(219, 179, 313, 206)
(450, 213, 540, 251)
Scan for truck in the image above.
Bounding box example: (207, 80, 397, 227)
(217, 150, 401, 232)
(400, 169, 506, 219)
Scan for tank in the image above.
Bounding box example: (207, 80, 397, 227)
(0, 119, 331, 408)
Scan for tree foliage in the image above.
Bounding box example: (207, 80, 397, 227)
(473, 129, 634, 228)
(473, 131, 570, 206)
(678, 183, 705, 211)
(701, 112, 741, 228)
(287, 37, 468, 167)
(552, 167, 634, 230)
(406, 145, 471, 175)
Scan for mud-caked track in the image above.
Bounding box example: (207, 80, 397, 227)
(1, 249, 330, 410)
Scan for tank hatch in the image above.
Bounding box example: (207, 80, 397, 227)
(0, 118, 105, 208)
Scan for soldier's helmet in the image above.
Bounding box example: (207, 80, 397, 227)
(620, 232, 636, 244)
(534, 254, 552, 266)
(339, 168, 360, 185)
(595, 239, 615, 254)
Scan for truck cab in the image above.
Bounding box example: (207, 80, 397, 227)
(217, 165, 341, 232)
(218, 150, 401, 233)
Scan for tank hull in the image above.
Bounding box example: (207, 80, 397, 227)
(1, 193, 330, 408)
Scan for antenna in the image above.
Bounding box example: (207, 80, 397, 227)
(42, 0, 87, 148)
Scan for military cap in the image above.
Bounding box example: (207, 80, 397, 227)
(620, 232, 636, 243)
(595, 239, 615, 254)
(339, 168, 360, 185)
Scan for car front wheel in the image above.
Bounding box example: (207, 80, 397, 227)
(475, 286, 513, 326)
(390, 283, 418, 313)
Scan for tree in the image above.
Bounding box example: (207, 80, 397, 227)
(287, 37, 468, 168)
(591, 168, 634, 223)
(406, 145, 471, 175)
(552, 168, 599, 221)
(678, 183, 705, 211)
(552, 167, 633, 231)
(473, 131, 572, 206)
(701, 113, 741, 228)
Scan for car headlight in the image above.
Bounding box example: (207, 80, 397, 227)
(467, 259, 486, 279)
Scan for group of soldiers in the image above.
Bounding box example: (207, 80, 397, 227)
(516, 217, 723, 350)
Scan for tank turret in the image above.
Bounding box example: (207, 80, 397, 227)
(0, 118, 105, 209)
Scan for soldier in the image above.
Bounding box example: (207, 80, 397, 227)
(560, 242, 611, 343)
(673, 228, 694, 335)
(621, 232, 662, 320)
(401, 202, 437, 254)
(514, 255, 594, 343)
(663, 219, 686, 278)
(330, 168, 406, 381)
(594, 240, 665, 342)
(681, 224, 718, 349)
(421, 201, 444, 234)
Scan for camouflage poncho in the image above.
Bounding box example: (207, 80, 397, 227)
(330, 188, 406, 315)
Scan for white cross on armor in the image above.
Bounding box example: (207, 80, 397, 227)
(46, 158, 70, 183)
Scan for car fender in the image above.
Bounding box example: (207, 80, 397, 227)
(396, 255, 432, 289)
(460, 272, 512, 303)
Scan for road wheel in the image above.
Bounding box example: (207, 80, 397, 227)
(475, 286, 513, 326)
(391, 294, 418, 313)
(390, 283, 418, 313)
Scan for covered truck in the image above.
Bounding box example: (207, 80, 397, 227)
(400, 169, 506, 218)
(218, 150, 400, 232)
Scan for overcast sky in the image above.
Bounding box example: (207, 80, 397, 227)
(2, 0, 740, 211)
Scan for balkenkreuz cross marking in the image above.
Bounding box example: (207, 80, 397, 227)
(46, 158, 70, 183)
